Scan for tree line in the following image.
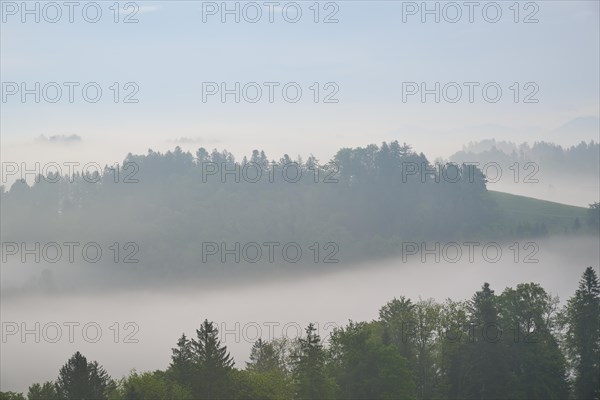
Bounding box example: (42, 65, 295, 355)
(2, 267, 598, 400)
(450, 140, 599, 177)
(2, 142, 597, 284)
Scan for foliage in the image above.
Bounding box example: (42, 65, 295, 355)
(11, 269, 599, 400)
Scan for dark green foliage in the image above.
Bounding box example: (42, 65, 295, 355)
(228, 369, 293, 400)
(168, 334, 194, 391)
(167, 320, 234, 399)
(459, 283, 512, 399)
(231, 337, 295, 399)
(329, 321, 416, 399)
(118, 370, 193, 400)
(27, 382, 58, 400)
(563, 267, 600, 400)
(246, 338, 283, 373)
(498, 283, 569, 399)
(379, 297, 418, 366)
(55, 352, 114, 400)
(0, 393, 25, 400)
(15, 272, 596, 400)
(191, 319, 235, 399)
(292, 323, 337, 399)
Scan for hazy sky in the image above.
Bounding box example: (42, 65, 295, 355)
(1, 3, 600, 392)
(1, 0, 599, 164)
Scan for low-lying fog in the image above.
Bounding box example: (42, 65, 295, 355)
(1, 235, 599, 392)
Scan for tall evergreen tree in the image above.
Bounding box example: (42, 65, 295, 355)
(191, 319, 234, 399)
(292, 323, 336, 399)
(564, 267, 600, 400)
(55, 352, 113, 400)
(169, 333, 194, 390)
(462, 283, 511, 399)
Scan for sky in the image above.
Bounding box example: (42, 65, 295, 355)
(1, 2, 600, 391)
(1, 0, 599, 167)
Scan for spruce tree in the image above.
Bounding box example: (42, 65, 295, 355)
(191, 319, 234, 399)
(565, 267, 600, 400)
(55, 352, 112, 400)
(463, 283, 511, 399)
(169, 333, 194, 390)
(292, 323, 335, 399)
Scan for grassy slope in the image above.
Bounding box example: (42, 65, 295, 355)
(488, 190, 593, 235)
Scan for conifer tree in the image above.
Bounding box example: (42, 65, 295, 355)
(191, 320, 234, 399)
(564, 267, 600, 400)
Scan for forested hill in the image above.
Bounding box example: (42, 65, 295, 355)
(1, 141, 598, 271)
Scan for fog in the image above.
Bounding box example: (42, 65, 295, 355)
(2, 1, 599, 397)
(2, 235, 598, 392)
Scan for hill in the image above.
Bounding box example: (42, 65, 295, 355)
(489, 190, 594, 236)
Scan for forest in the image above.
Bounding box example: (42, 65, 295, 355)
(449, 140, 599, 177)
(2, 141, 598, 283)
(1, 267, 598, 400)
